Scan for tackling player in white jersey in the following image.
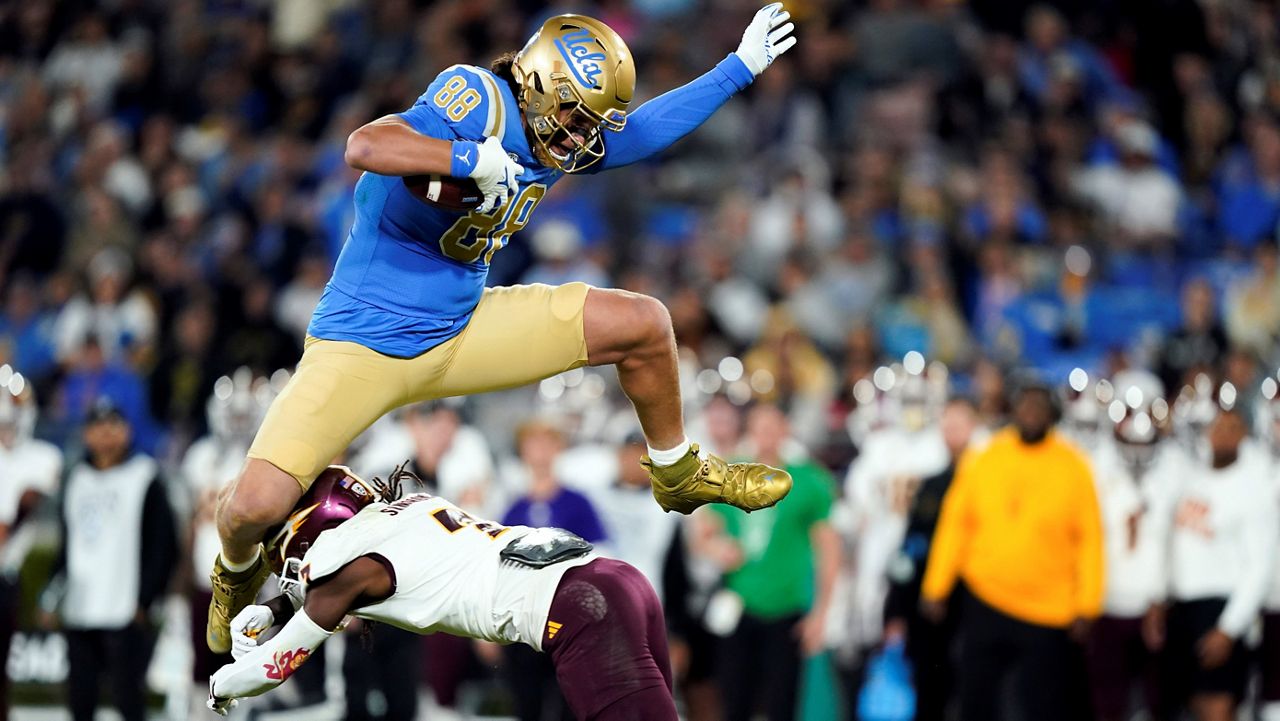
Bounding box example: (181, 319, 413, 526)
(208, 465, 674, 720)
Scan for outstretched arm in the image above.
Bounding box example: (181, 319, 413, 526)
(596, 3, 796, 171)
(208, 556, 393, 714)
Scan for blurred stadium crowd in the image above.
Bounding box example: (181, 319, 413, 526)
(4, 0, 1280, 719)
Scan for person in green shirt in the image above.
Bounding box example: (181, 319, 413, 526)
(694, 403, 841, 721)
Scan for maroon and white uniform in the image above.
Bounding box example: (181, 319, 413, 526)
(301, 493, 596, 649)
(1091, 439, 1184, 619)
(211, 492, 675, 721)
(1161, 451, 1279, 703)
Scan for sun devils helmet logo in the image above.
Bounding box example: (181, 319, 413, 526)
(513, 15, 634, 173)
(263, 466, 381, 575)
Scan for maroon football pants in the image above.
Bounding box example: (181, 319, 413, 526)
(542, 558, 676, 721)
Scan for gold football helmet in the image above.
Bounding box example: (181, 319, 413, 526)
(513, 14, 635, 173)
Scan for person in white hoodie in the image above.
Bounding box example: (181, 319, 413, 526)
(1149, 405, 1279, 721)
(1085, 384, 1183, 721)
(1254, 382, 1280, 721)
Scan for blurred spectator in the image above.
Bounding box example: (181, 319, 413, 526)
(0, 275, 59, 381)
(44, 398, 177, 721)
(849, 0, 964, 90)
(882, 396, 982, 721)
(689, 393, 746, 459)
(500, 418, 607, 546)
(743, 309, 837, 445)
(887, 266, 974, 366)
(1153, 407, 1278, 721)
(1224, 243, 1280, 358)
(248, 185, 311, 287)
(520, 220, 610, 288)
(343, 618, 419, 721)
(499, 419, 607, 721)
(1017, 5, 1123, 112)
(352, 401, 496, 515)
(1158, 279, 1229, 392)
(587, 431, 679, 599)
(743, 166, 842, 284)
(148, 300, 219, 441)
(0, 372, 61, 720)
(57, 337, 163, 454)
(41, 14, 122, 112)
(921, 383, 1103, 721)
(695, 403, 839, 721)
(1217, 115, 1280, 250)
(52, 248, 157, 367)
(274, 253, 329, 340)
(63, 188, 140, 278)
(1074, 121, 1182, 248)
(972, 242, 1024, 349)
(219, 276, 300, 375)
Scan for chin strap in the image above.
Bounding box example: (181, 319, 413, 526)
(208, 609, 333, 712)
(278, 557, 306, 611)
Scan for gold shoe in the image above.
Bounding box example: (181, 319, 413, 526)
(207, 550, 270, 654)
(642, 443, 792, 514)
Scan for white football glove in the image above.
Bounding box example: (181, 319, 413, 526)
(230, 604, 276, 660)
(734, 2, 797, 77)
(467, 136, 524, 214)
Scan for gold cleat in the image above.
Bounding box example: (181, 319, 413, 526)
(642, 443, 792, 514)
(207, 550, 271, 654)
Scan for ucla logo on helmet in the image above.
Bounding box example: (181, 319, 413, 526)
(554, 28, 606, 89)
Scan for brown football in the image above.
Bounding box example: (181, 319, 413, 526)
(402, 174, 484, 212)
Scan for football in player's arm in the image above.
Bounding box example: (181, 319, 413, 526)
(209, 466, 678, 721)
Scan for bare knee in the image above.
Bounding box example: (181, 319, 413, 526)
(216, 459, 305, 542)
(585, 289, 674, 365)
(628, 294, 674, 350)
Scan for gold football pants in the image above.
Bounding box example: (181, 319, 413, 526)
(248, 282, 590, 487)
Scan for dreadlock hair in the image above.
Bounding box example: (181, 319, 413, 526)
(357, 460, 427, 651)
(369, 460, 426, 503)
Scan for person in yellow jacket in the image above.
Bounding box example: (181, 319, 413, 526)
(920, 381, 1104, 721)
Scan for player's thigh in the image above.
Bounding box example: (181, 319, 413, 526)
(432, 283, 590, 397)
(248, 338, 412, 485)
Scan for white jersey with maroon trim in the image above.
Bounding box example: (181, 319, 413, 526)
(1264, 452, 1280, 612)
(1090, 438, 1186, 618)
(1168, 451, 1279, 637)
(299, 493, 595, 651)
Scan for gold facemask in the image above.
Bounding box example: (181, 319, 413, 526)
(512, 15, 635, 173)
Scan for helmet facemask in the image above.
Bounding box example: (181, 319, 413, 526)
(513, 15, 633, 173)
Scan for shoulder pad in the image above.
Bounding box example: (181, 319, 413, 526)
(418, 65, 510, 141)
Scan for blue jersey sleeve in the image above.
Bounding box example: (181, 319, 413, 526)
(592, 54, 754, 172)
(397, 65, 509, 142)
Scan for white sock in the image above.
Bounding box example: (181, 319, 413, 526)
(220, 546, 260, 574)
(1262, 702, 1280, 721)
(647, 437, 692, 467)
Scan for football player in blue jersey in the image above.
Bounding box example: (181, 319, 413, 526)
(206, 4, 798, 653)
